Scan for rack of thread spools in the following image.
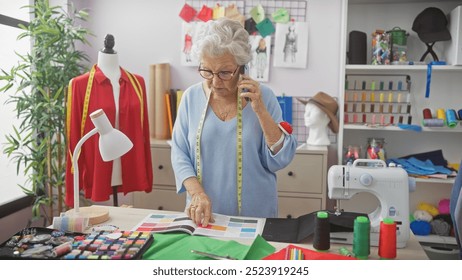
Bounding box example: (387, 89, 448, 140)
(344, 74, 412, 127)
(422, 107, 462, 128)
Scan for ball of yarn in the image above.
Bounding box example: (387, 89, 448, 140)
(410, 220, 432, 236)
(431, 219, 451, 236)
(413, 210, 432, 222)
(438, 199, 450, 214)
(417, 202, 439, 216)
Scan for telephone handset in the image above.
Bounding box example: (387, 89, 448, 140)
(239, 65, 250, 102)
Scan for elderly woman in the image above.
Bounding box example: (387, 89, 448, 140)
(171, 18, 297, 226)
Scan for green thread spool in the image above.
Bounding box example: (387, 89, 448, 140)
(339, 247, 353, 257)
(353, 216, 370, 259)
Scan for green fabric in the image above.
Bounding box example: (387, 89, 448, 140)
(142, 233, 275, 260)
(256, 18, 275, 38)
(272, 8, 290, 23)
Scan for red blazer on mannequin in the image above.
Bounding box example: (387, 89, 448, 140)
(65, 65, 153, 207)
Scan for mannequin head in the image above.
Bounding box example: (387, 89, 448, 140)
(304, 103, 330, 128)
(304, 103, 330, 146)
(102, 34, 116, 54)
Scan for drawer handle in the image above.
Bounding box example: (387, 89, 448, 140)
(158, 165, 164, 170)
(287, 171, 293, 176)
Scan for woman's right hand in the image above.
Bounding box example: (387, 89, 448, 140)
(187, 191, 214, 227)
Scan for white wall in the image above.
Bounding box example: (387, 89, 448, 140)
(71, 0, 343, 205)
(74, 0, 342, 98)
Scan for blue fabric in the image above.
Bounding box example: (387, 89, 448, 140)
(450, 160, 462, 258)
(171, 82, 297, 218)
(387, 157, 453, 176)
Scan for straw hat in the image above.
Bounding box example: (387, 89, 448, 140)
(297, 92, 339, 133)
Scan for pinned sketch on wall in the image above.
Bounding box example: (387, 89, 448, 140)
(249, 35, 271, 82)
(181, 21, 204, 66)
(273, 21, 309, 68)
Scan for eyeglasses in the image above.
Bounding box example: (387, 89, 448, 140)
(198, 65, 240, 81)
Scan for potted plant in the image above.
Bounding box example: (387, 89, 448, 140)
(0, 0, 92, 224)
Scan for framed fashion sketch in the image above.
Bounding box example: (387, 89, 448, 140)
(273, 21, 308, 68)
(181, 21, 204, 66)
(249, 35, 271, 82)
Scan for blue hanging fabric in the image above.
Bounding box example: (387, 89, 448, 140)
(425, 61, 446, 98)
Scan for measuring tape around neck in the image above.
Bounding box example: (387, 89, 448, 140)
(195, 87, 243, 214)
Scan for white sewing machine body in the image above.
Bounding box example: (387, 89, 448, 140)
(328, 159, 410, 248)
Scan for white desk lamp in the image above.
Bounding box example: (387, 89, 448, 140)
(66, 109, 133, 224)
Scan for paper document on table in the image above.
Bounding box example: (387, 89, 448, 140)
(131, 212, 265, 239)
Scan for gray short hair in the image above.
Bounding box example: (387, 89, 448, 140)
(193, 18, 251, 65)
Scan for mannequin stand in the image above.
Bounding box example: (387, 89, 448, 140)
(65, 206, 110, 225)
(419, 42, 439, 62)
(112, 185, 119, 207)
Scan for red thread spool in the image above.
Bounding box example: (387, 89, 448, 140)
(423, 108, 432, 119)
(378, 218, 396, 259)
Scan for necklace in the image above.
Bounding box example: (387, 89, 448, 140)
(211, 94, 236, 121)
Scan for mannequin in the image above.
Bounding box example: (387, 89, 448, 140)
(304, 103, 331, 146)
(97, 34, 122, 202)
(65, 34, 153, 208)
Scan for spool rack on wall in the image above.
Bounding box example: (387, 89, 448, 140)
(344, 74, 412, 128)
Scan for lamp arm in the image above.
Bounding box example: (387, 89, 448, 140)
(72, 128, 98, 214)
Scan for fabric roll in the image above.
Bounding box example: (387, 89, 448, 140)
(148, 63, 171, 139)
(148, 64, 156, 139)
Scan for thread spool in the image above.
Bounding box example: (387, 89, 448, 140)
(352, 216, 370, 259)
(313, 211, 330, 251)
(446, 109, 457, 128)
(422, 118, 445, 127)
(378, 218, 397, 259)
(422, 108, 432, 119)
(436, 108, 446, 120)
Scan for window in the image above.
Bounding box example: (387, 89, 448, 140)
(0, 0, 31, 209)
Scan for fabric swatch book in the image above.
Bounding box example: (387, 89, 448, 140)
(131, 213, 265, 239)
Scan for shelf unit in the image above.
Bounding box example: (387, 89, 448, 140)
(337, 0, 462, 249)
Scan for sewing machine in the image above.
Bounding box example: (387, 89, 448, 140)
(327, 159, 410, 248)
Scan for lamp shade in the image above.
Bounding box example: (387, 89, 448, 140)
(69, 109, 133, 222)
(90, 109, 133, 161)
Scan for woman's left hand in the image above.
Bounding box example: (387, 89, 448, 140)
(238, 75, 265, 114)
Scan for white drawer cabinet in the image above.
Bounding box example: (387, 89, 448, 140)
(276, 144, 328, 218)
(133, 140, 185, 211)
(135, 141, 327, 218)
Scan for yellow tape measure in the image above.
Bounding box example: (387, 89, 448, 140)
(195, 87, 244, 214)
(81, 65, 97, 137)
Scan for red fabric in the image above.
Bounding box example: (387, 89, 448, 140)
(179, 3, 197, 23)
(65, 66, 153, 206)
(263, 244, 357, 260)
(196, 5, 213, 22)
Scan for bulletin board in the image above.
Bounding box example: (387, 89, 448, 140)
(183, 0, 314, 144)
(186, 0, 307, 22)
